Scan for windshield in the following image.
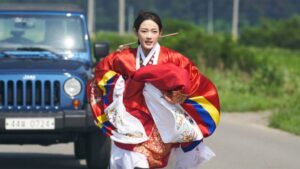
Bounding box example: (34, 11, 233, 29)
(0, 14, 86, 51)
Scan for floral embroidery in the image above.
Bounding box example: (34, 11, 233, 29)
(134, 126, 172, 168)
(173, 106, 199, 142)
(106, 104, 144, 138)
(89, 80, 102, 106)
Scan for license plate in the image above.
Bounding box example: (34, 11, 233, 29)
(5, 118, 55, 130)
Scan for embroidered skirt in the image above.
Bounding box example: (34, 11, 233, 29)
(134, 126, 172, 168)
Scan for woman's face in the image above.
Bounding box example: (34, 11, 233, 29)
(137, 19, 161, 54)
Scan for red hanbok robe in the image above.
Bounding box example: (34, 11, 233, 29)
(86, 46, 220, 167)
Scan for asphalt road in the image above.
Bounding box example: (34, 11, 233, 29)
(0, 143, 87, 169)
(0, 112, 300, 169)
(201, 112, 300, 169)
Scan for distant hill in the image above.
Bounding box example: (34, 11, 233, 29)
(1, 0, 300, 32)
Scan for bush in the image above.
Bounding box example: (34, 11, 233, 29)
(240, 15, 300, 50)
(93, 31, 136, 52)
(162, 20, 260, 73)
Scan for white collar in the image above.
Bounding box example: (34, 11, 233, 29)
(136, 43, 160, 70)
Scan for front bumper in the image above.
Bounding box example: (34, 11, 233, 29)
(0, 109, 97, 144)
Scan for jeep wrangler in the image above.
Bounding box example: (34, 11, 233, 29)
(0, 4, 110, 169)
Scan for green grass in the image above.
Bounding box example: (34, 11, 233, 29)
(205, 47, 300, 135)
(250, 47, 300, 135)
(269, 92, 300, 135)
(248, 47, 300, 75)
(220, 91, 280, 112)
(204, 48, 300, 135)
(205, 68, 281, 112)
(270, 109, 300, 135)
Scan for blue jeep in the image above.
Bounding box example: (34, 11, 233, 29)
(0, 4, 110, 169)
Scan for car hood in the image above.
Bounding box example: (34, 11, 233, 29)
(0, 59, 88, 71)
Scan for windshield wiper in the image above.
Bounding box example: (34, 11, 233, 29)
(16, 47, 65, 59)
(0, 51, 14, 59)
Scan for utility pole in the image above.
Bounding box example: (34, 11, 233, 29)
(118, 0, 125, 35)
(232, 0, 239, 42)
(127, 5, 134, 33)
(207, 0, 214, 35)
(87, 0, 95, 38)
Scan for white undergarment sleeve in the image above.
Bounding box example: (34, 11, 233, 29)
(104, 76, 148, 144)
(110, 142, 149, 169)
(143, 83, 203, 143)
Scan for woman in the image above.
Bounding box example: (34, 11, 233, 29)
(87, 11, 220, 169)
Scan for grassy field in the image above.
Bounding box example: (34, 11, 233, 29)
(205, 47, 300, 135)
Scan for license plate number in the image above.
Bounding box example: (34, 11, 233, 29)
(5, 118, 55, 130)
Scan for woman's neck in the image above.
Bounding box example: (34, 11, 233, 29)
(141, 47, 151, 56)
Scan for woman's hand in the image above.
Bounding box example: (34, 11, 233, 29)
(162, 90, 188, 104)
(116, 44, 129, 52)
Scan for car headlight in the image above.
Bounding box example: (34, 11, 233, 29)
(64, 78, 81, 97)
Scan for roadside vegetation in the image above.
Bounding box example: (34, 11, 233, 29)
(93, 16, 300, 135)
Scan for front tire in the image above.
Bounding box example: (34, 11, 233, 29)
(86, 130, 111, 169)
(74, 135, 87, 159)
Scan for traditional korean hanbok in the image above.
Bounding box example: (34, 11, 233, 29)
(87, 43, 220, 169)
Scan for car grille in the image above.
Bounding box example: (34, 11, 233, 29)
(0, 80, 60, 110)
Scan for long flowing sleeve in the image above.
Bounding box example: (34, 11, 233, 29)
(183, 65, 220, 138)
(165, 50, 221, 138)
(87, 50, 149, 143)
(86, 52, 119, 136)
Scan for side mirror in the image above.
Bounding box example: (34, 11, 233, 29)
(93, 42, 109, 61)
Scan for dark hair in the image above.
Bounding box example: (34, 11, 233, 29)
(133, 11, 163, 32)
